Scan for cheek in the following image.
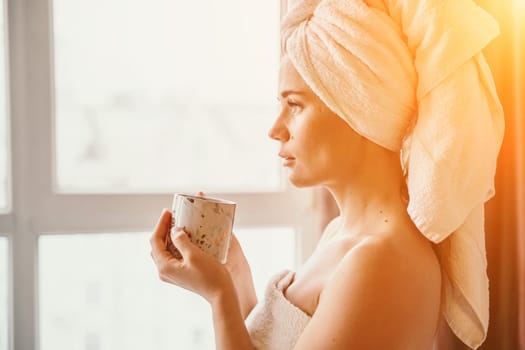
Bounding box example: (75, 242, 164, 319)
(297, 142, 334, 176)
(309, 130, 354, 171)
(313, 146, 338, 172)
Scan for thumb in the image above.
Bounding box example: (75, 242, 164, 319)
(171, 230, 197, 258)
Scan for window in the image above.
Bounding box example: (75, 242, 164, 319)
(0, 0, 10, 347)
(2, 1, 317, 350)
(53, 0, 281, 193)
(39, 229, 294, 350)
(0, 237, 7, 350)
(0, 0, 8, 212)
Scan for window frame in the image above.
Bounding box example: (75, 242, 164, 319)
(0, 0, 319, 349)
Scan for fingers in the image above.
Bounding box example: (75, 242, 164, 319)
(153, 208, 172, 241)
(230, 232, 239, 244)
(229, 233, 242, 250)
(171, 230, 197, 259)
(150, 209, 174, 263)
(197, 191, 204, 197)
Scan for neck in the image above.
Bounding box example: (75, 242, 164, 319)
(324, 146, 409, 237)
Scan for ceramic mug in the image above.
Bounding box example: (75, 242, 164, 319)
(167, 193, 236, 264)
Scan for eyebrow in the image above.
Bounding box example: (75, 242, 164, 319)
(278, 90, 305, 100)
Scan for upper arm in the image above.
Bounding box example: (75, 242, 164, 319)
(292, 239, 440, 350)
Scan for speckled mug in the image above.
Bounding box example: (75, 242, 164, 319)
(167, 193, 236, 264)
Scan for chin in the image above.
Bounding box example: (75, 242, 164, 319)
(287, 172, 317, 188)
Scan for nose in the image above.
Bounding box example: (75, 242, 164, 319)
(268, 115, 290, 142)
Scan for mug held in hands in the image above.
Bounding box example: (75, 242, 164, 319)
(166, 193, 236, 264)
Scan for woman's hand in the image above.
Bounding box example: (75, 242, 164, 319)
(150, 208, 254, 349)
(149, 209, 232, 303)
(194, 191, 258, 318)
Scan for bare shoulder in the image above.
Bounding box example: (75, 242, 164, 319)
(338, 233, 441, 294)
(293, 232, 441, 350)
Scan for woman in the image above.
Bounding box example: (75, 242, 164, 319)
(150, 0, 504, 349)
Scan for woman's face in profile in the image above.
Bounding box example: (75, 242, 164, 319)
(269, 57, 364, 187)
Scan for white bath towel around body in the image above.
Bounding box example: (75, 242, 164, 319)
(246, 270, 311, 350)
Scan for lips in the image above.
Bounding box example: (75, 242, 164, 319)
(278, 152, 295, 160)
(279, 152, 295, 167)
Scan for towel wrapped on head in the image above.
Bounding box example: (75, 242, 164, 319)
(281, 0, 504, 348)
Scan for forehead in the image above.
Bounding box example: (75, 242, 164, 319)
(278, 57, 312, 93)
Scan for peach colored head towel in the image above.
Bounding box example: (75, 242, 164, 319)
(281, 0, 504, 348)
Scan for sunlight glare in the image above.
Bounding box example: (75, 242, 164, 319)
(514, 0, 525, 13)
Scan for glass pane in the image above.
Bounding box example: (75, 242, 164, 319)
(54, 0, 281, 193)
(236, 227, 295, 300)
(0, 237, 8, 350)
(39, 228, 295, 350)
(0, 0, 9, 211)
